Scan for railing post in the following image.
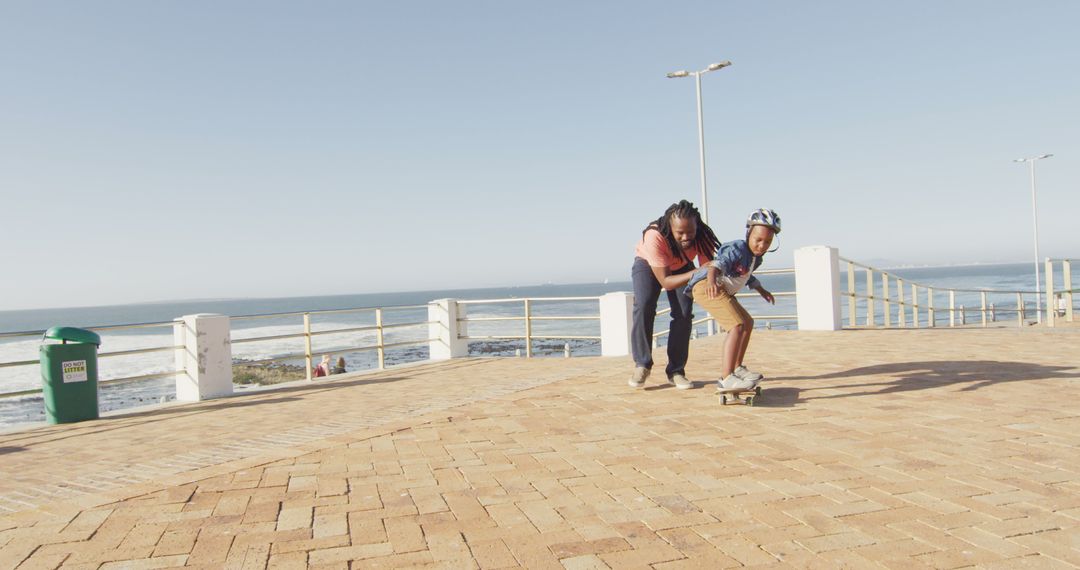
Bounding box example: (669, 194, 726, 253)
(882, 273, 892, 327)
(599, 292, 634, 356)
(865, 268, 874, 327)
(375, 308, 385, 369)
(847, 261, 856, 327)
(990, 303, 996, 322)
(980, 292, 988, 327)
(949, 290, 956, 327)
(174, 314, 233, 402)
(303, 313, 313, 381)
(428, 299, 468, 360)
(1045, 258, 1055, 328)
(1017, 292, 1024, 327)
(960, 305, 966, 325)
(794, 246, 842, 331)
(911, 284, 918, 328)
(1064, 259, 1074, 322)
(524, 299, 533, 358)
(897, 278, 906, 328)
(928, 288, 935, 327)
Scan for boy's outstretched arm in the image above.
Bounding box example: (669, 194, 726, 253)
(705, 265, 721, 299)
(751, 282, 775, 305)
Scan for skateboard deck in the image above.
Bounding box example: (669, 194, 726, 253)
(717, 385, 762, 406)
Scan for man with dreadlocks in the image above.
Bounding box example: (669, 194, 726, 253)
(629, 200, 720, 390)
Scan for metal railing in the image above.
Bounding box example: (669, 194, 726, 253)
(0, 304, 439, 400)
(456, 297, 602, 358)
(231, 304, 437, 380)
(652, 267, 798, 343)
(839, 257, 1043, 329)
(0, 322, 182, 400)
(3, 258, 1070, 400)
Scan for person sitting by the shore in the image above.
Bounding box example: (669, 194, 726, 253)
(685, 208, 780, 392)
(333, 356, 346, 375)
(629, 200, 720, 390)
(313, 354, 332, 378)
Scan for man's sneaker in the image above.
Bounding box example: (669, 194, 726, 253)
(628, 367, 650, 388)
(718, 373, 755, 392)
(734, 365, 764, 386)
(669, 373, 693, 390)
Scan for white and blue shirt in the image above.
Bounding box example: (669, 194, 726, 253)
(685, 240, 764, 297)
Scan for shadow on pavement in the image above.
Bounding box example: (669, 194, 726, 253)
(770, 360, 1080, 400)
(753, 386, 802, 408)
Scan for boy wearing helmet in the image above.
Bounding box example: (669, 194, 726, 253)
(684, 209, 781, 392)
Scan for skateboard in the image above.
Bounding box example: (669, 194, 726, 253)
(717, 385, 762, 406)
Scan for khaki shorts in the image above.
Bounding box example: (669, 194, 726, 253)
(692, 280, 753, 332)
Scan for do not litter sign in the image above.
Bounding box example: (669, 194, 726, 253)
(62, 360, 88, 383)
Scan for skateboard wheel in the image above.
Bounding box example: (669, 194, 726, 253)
(755, 386, 762, 396)
(746, 396, 755, 407)
(720, 394, 728, 405)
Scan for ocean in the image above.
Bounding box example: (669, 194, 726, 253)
(1, 261, 1073, 427)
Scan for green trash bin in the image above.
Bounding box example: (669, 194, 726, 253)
(40, 326, 101, 424)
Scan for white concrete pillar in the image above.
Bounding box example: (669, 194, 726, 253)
(794, 246, 842, 331)
(1045, 258, 1055, 328)
(428, 299, 468, 360)
(599, 292, 634, 356)
(173, 313, 233, 402)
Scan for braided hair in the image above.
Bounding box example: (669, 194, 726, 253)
(642, 200, 721, 264)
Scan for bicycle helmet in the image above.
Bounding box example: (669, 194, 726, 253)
(746, 208, 781, 235)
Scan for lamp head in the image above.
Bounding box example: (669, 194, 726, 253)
(706, 61, 732, 71)
(666, 70, 689, 78)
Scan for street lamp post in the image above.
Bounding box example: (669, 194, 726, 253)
(667, 61, 732, 224)
(1013, 154, 1053, 323)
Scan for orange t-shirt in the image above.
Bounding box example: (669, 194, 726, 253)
(634, 228, 710, 270)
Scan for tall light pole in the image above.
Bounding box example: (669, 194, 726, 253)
(1013, 153, 1053, 323)
(667, 61, 732, 224)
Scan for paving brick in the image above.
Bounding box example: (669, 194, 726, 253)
(152, 528, 199, 557)
(383, 515, 426, 553)
(914, 544, 1006, 568)
(275, 506, 312, 532)
(426, 531, 477, 568)
(98, 554, 188, 569)
(307, 542, 394, 564)
(978, 554, 1078, 569)
(362, 550, 437, 568)
(547, 537, 631, 559)
(468, 539, 518, 569)
(11, 549, 69, 570)
(186, 528, 234, 566)
(266, 550, 307, 569)
(796, 531, 878, 554)
(559, 554, 611, 570)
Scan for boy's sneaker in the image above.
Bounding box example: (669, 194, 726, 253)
(718, 374, 755, 392)
(734, 365, 764, 386)
(668, 373, 693, 390)
(628, 367, 650, 388)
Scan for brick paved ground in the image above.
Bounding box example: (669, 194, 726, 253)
(1, 328, 1079, 569)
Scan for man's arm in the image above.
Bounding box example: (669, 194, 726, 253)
(650, 265, 696, 291)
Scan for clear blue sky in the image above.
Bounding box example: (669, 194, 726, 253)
(2, 1, 1077, 310)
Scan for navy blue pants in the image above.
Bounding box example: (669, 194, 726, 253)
(630, 257, 695, 377)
